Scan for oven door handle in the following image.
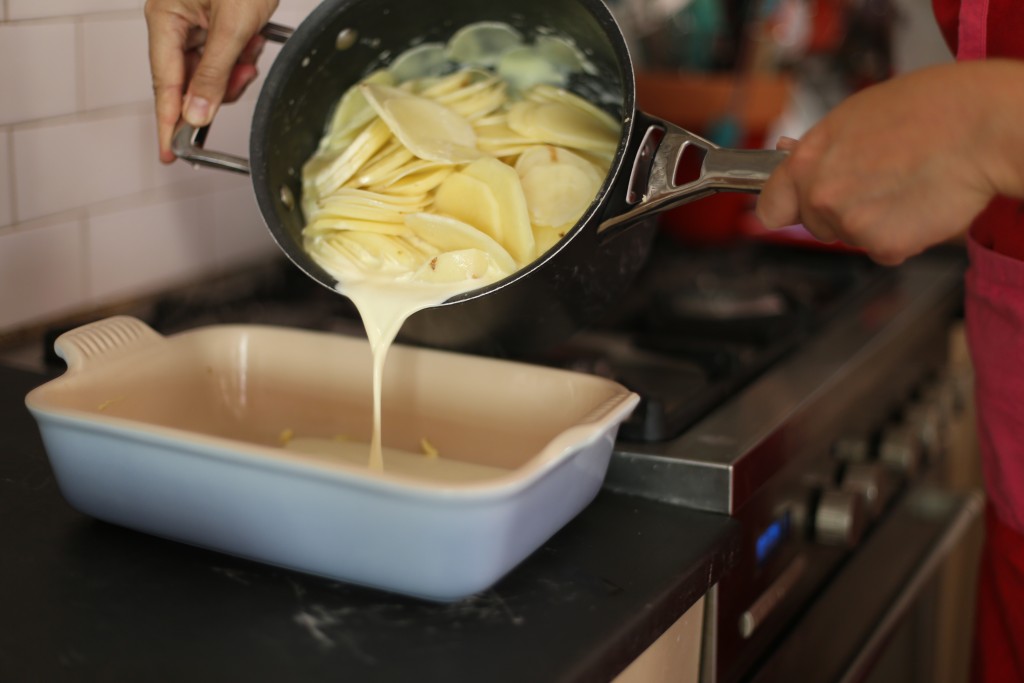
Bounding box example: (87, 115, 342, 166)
(748, 485, 984, 683)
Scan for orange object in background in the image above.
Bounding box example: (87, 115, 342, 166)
(635, 70, 792, 245)
(635, 71, 792, 140)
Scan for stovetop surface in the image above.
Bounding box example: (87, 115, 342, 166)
(31, 235, 892, 445)
(537, 239, 890, 441)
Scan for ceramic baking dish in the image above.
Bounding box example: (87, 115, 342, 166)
(25, 316, 638, 601)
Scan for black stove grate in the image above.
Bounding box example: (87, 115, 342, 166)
(39, 238, 892, 443)
(534, 237, 892, 441)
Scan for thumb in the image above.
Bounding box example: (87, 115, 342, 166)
(182, 6, 265, 127)
(755, 159, 800, 230)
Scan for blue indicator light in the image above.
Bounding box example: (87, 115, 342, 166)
(756, 512, 791, 565)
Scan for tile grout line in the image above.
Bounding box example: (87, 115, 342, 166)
(6, 127, 19, 225)
(4, 8, 141, 24)
(80, 209, 92, 303)
(6, 101, 153, 132)
(0, 170, 244, 239)
(75, 16, 86, 113)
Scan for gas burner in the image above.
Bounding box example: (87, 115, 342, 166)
(538, 237, 892, 442)
(660, 287, 790, 320)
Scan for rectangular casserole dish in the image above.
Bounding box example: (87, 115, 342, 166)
(24, 316, 638, 601)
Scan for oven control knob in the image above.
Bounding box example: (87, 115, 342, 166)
(833, 435, 871, 463)
(905, 402, 946, 462)
(878, 426, 923, 476)
(814, 490, 866, 547)
(841, 463, 894, 519)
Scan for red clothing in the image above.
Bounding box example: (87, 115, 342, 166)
(932, 1, 1024, 680)
(973, 505, 1024, 682)
(965, 236, 1024, 683)
(933, 0, 1024, 60)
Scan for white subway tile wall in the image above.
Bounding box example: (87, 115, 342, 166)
(0, 22, 78, 125)
(0, 0, 323, 334)
(81, 15, 152, 111)
(0, 218, 87, 330)
(87, 192, 218, 303)
(8, 0, 142, 22)
(13, 109, 154, 221)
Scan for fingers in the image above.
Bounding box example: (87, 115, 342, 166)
(755, 155, 800, 230)
(145, 3, 193, 163)
(223, 35, 266, 103)
(757, 135, 839, 244)
(775, 136, 799, 152)
(181, 2, 266, 128)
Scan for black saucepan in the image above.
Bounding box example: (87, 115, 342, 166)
(173, 0, 784, 357)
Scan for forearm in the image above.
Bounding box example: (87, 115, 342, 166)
(963, 58, 1024, 201)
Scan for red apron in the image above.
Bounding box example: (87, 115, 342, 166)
(933, 0, 1024, 679)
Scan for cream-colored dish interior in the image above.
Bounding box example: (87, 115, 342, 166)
(29, 320, 631, 483)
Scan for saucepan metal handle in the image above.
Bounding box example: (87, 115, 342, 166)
(170, 22, 295, 174)
(598, 120, 787, 235)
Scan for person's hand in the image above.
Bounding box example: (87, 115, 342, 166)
(145, 0, 280, 163)
(755, 59, 1024, 265)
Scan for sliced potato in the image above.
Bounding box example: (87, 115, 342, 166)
(405, 212, 517, 273)
(341, 232, 428, 271)
(532, 224, 568, 258)
(433, 171, 503, 243)
(311, 202, 407, 224)
(353, 145, 416, 187)
(526, 83, 620, 134)
(301, 23, 617, 292)
(324, 188, 429, 209)
(445, 22, 523, 68)
(507, 100, 618, 155)
(386, 159, 450, 185)
(497, 46, 566, 94)
(303, 216, 413, 238)
(534, 35, 593, 75)
(514, 144, 605, 184)
(429, 71, 500, 104)
(460, 157, 535, 263)
(312, 118, 393, 195)
(475, 121, 532, 148)
(444, 82, 508, 121)
(519, 162, 599, 227)
(471, 112, 507, 128)
(361, 83, 482, 164)
(417, 70, 474, 99)
(374, 165, 454, 195)
(414, 248, 503, 282)
(320, 70, 395, 153)
(388, 42, 449, 82)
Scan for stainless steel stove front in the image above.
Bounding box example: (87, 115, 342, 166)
(603, 249, 975, 683)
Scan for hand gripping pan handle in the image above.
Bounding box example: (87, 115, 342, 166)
(170, 23, 295, 174)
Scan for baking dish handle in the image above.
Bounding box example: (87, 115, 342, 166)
(544, 392, 641, 455)
(54, 316, 165, 375)
(170, 22, 294, 174)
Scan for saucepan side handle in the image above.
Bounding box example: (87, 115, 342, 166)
(598, 118, 787, 235)
(170, 22, 294, 175)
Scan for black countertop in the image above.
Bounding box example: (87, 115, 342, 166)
(0, 363, 737, 682)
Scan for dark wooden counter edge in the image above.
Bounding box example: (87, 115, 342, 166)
(1, 362, 739, 683)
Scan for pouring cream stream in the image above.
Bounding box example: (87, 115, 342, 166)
(295, 22, 617, 472)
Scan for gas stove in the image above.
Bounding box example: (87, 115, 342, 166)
(600, 239, 969, 683)
(18, 232, 971, 683)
